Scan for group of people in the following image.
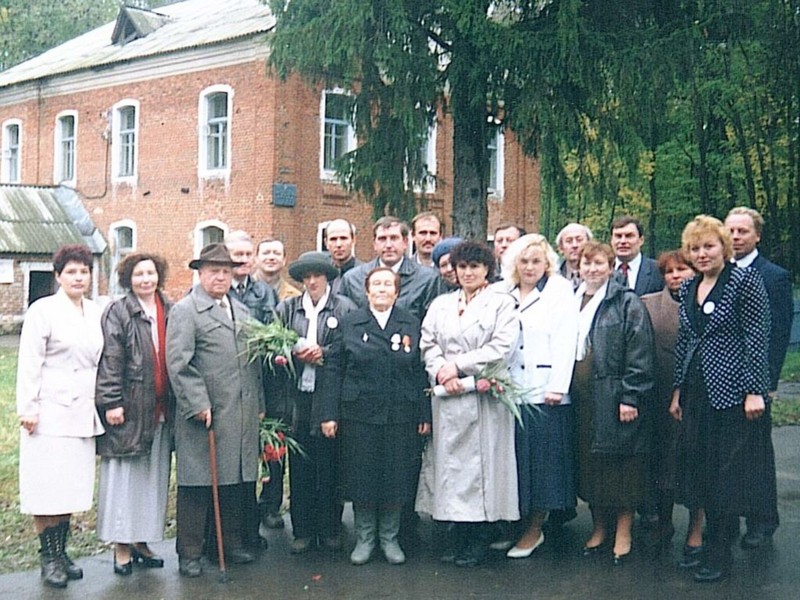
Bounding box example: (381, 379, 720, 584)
(16, 207, 791, 588)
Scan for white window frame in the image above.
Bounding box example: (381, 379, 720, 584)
(54, 110, 78, 186)
(320, 89, 356, 180)
(316, 221, 331, 252)
(407, 122, 437, 193)
(198, 85, 233, 179)
(108, 220, 137, 296)
(111, 99, 140, 183)
(193, 219, 229, 284)
(1, 118, 22, 184)
(487, 126, 505, 199)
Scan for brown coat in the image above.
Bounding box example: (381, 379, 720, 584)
(641, 288, 679, 411)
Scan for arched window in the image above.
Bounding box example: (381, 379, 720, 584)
(112, 100, 139, 181)
(109, 220, 136, 296)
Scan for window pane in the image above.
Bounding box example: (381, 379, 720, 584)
(116, 226, 134, 250)
(323, 93, 353, 171)
(118, 106, 136, 177)
(5, 124, 20, 182)
(487, 131, 498, 191)
(58, 116, 75, 182)
(202, 226, 224, 246)
(205, 93, 228, 170)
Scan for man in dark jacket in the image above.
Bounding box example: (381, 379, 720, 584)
(611, 216, 664, 296)
(726, 207, 793, 548)
(225, 231, 283, 539)
(324, 219, 363, 295)
(339, 216, 442, 321)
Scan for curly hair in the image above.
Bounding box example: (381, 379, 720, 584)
(449, 241, 495, 270)
(117, 253, 168, 290)
(681, 215, 733, 262)
(52, 244, 93, 275)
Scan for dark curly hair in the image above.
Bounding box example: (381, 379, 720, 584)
(448, 241, 495, 270)
(52, 244, 93, 275)
(117, 253, 168, 290)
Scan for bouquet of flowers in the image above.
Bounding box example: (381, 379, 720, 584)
(430, 363, 530, 427)
(260, 417, 305, 464)
(242, 318, 299, 376)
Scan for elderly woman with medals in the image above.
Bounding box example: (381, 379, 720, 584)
(273, 252, 356, 554)
(325, 267, 431, 566)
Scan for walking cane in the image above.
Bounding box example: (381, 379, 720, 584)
(208, 426, 230, 583)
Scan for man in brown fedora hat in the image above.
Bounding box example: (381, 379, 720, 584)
(167, 243, 265, 577)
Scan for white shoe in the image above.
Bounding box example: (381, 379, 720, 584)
(506, 532, 545, 559)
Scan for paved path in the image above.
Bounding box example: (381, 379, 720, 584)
(1, 427, 798, 600)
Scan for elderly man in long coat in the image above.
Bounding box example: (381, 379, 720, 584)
(167, 243, 265, 578)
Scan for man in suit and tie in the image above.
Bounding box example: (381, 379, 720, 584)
(726, 206, 794, 549)
(610, 215, 664, 296)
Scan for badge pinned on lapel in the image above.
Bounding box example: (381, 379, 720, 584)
(402, 334, 412, 353)
(391, 333, 402, 352)
(702, 301, 715, 315)
(362, 332, 369, 343)
(326, 316, 339, 329)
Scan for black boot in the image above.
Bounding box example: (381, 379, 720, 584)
(39, 526, 68, 588)
(57, 521, 83, 580)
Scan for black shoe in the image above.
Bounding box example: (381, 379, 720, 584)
(226, 548, 255, 565)
(178, 557, 203, 578)
(678, 544, 704, 569)
(454, 541, 487, 568)
(62, 555, 84, 580)
(321, 535, 342, 551)
(262, 513, 285, 529)
(581, 542, 607, 557)
(131, 548, 165, 568)
(113, 557, 133, 576)
(612, 551, 630, 566)
(694, 565, 725, 583)
(290, 537, 313, 555)
(741, 530, 772, 549)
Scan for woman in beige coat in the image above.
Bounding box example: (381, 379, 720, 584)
(16, 245, 105, 589)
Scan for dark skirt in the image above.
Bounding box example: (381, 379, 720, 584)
(515, 404, 576, 515)
(574, 358, 645, 510)
(339, 420, 419, 507)
(675, 364, 778, 517)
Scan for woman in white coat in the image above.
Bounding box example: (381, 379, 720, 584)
(418, 241, 519, 567)
(16, 245, 105, 588)
(498, 234, 578, 558)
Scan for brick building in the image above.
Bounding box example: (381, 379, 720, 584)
(0, 0, 540, 302)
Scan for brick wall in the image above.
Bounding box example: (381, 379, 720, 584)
(0, 54, 539, 302)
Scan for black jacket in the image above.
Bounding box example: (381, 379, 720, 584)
(585, 277, 655, 454)
(95, 291, 174, 457)
(332, 306, 431, 425)
(230, 277, 278, 324)
(272, 291, 356, 433)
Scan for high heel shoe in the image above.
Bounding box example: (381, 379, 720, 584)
(581, 542, 607, 557)
(612, 550, 631, 566)
(113, 557, 133, 576)
(507, 533, 544, 559)
(132, 547, 165, 569)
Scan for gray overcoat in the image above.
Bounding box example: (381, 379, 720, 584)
(416, 287, 520, 522)
(166, 285, 265, 487)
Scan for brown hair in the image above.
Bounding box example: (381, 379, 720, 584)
(52, 244, 92, 274)
(579, 241, 615, 268)
(610, 215, 643, 236)
(656, 250, 692, 276)
(364, 267, 400, 294)
(373, 216, 409, 239)
(117, 253, 168, 290)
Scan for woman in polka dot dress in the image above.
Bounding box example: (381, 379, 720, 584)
(670, 215, 772, 583)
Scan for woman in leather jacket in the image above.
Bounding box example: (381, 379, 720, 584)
(95, 253, 173, 575)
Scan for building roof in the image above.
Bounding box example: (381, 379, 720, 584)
(0, 0, 275, 89)
(0, 186, 106, 254)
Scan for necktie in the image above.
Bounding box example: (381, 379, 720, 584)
(619, 262, 629, 287)
(237, 282, 246, 296)
(219, 298, 232, 321)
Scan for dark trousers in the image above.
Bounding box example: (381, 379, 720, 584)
(177, 484, 246, 559)
(258, 458, 285, 517)
(289, 424, 341, 540)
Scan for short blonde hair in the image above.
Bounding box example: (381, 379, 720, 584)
(502, 233, 559, 285)
(726, 206, 764, 236)
(681, 215, 733, 262)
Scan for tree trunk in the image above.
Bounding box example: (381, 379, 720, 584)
(448, 39, 488, 242)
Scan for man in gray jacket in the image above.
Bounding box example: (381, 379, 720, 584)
(339, 216, 442, 321)
(167, 243, 265, 577)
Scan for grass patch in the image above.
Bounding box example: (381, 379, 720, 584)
(781, 350, 800, 383)
(773, 397, 800, 427)
(0, 350, 177, 575)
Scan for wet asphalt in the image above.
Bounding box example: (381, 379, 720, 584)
(1, 425, 798, 600)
